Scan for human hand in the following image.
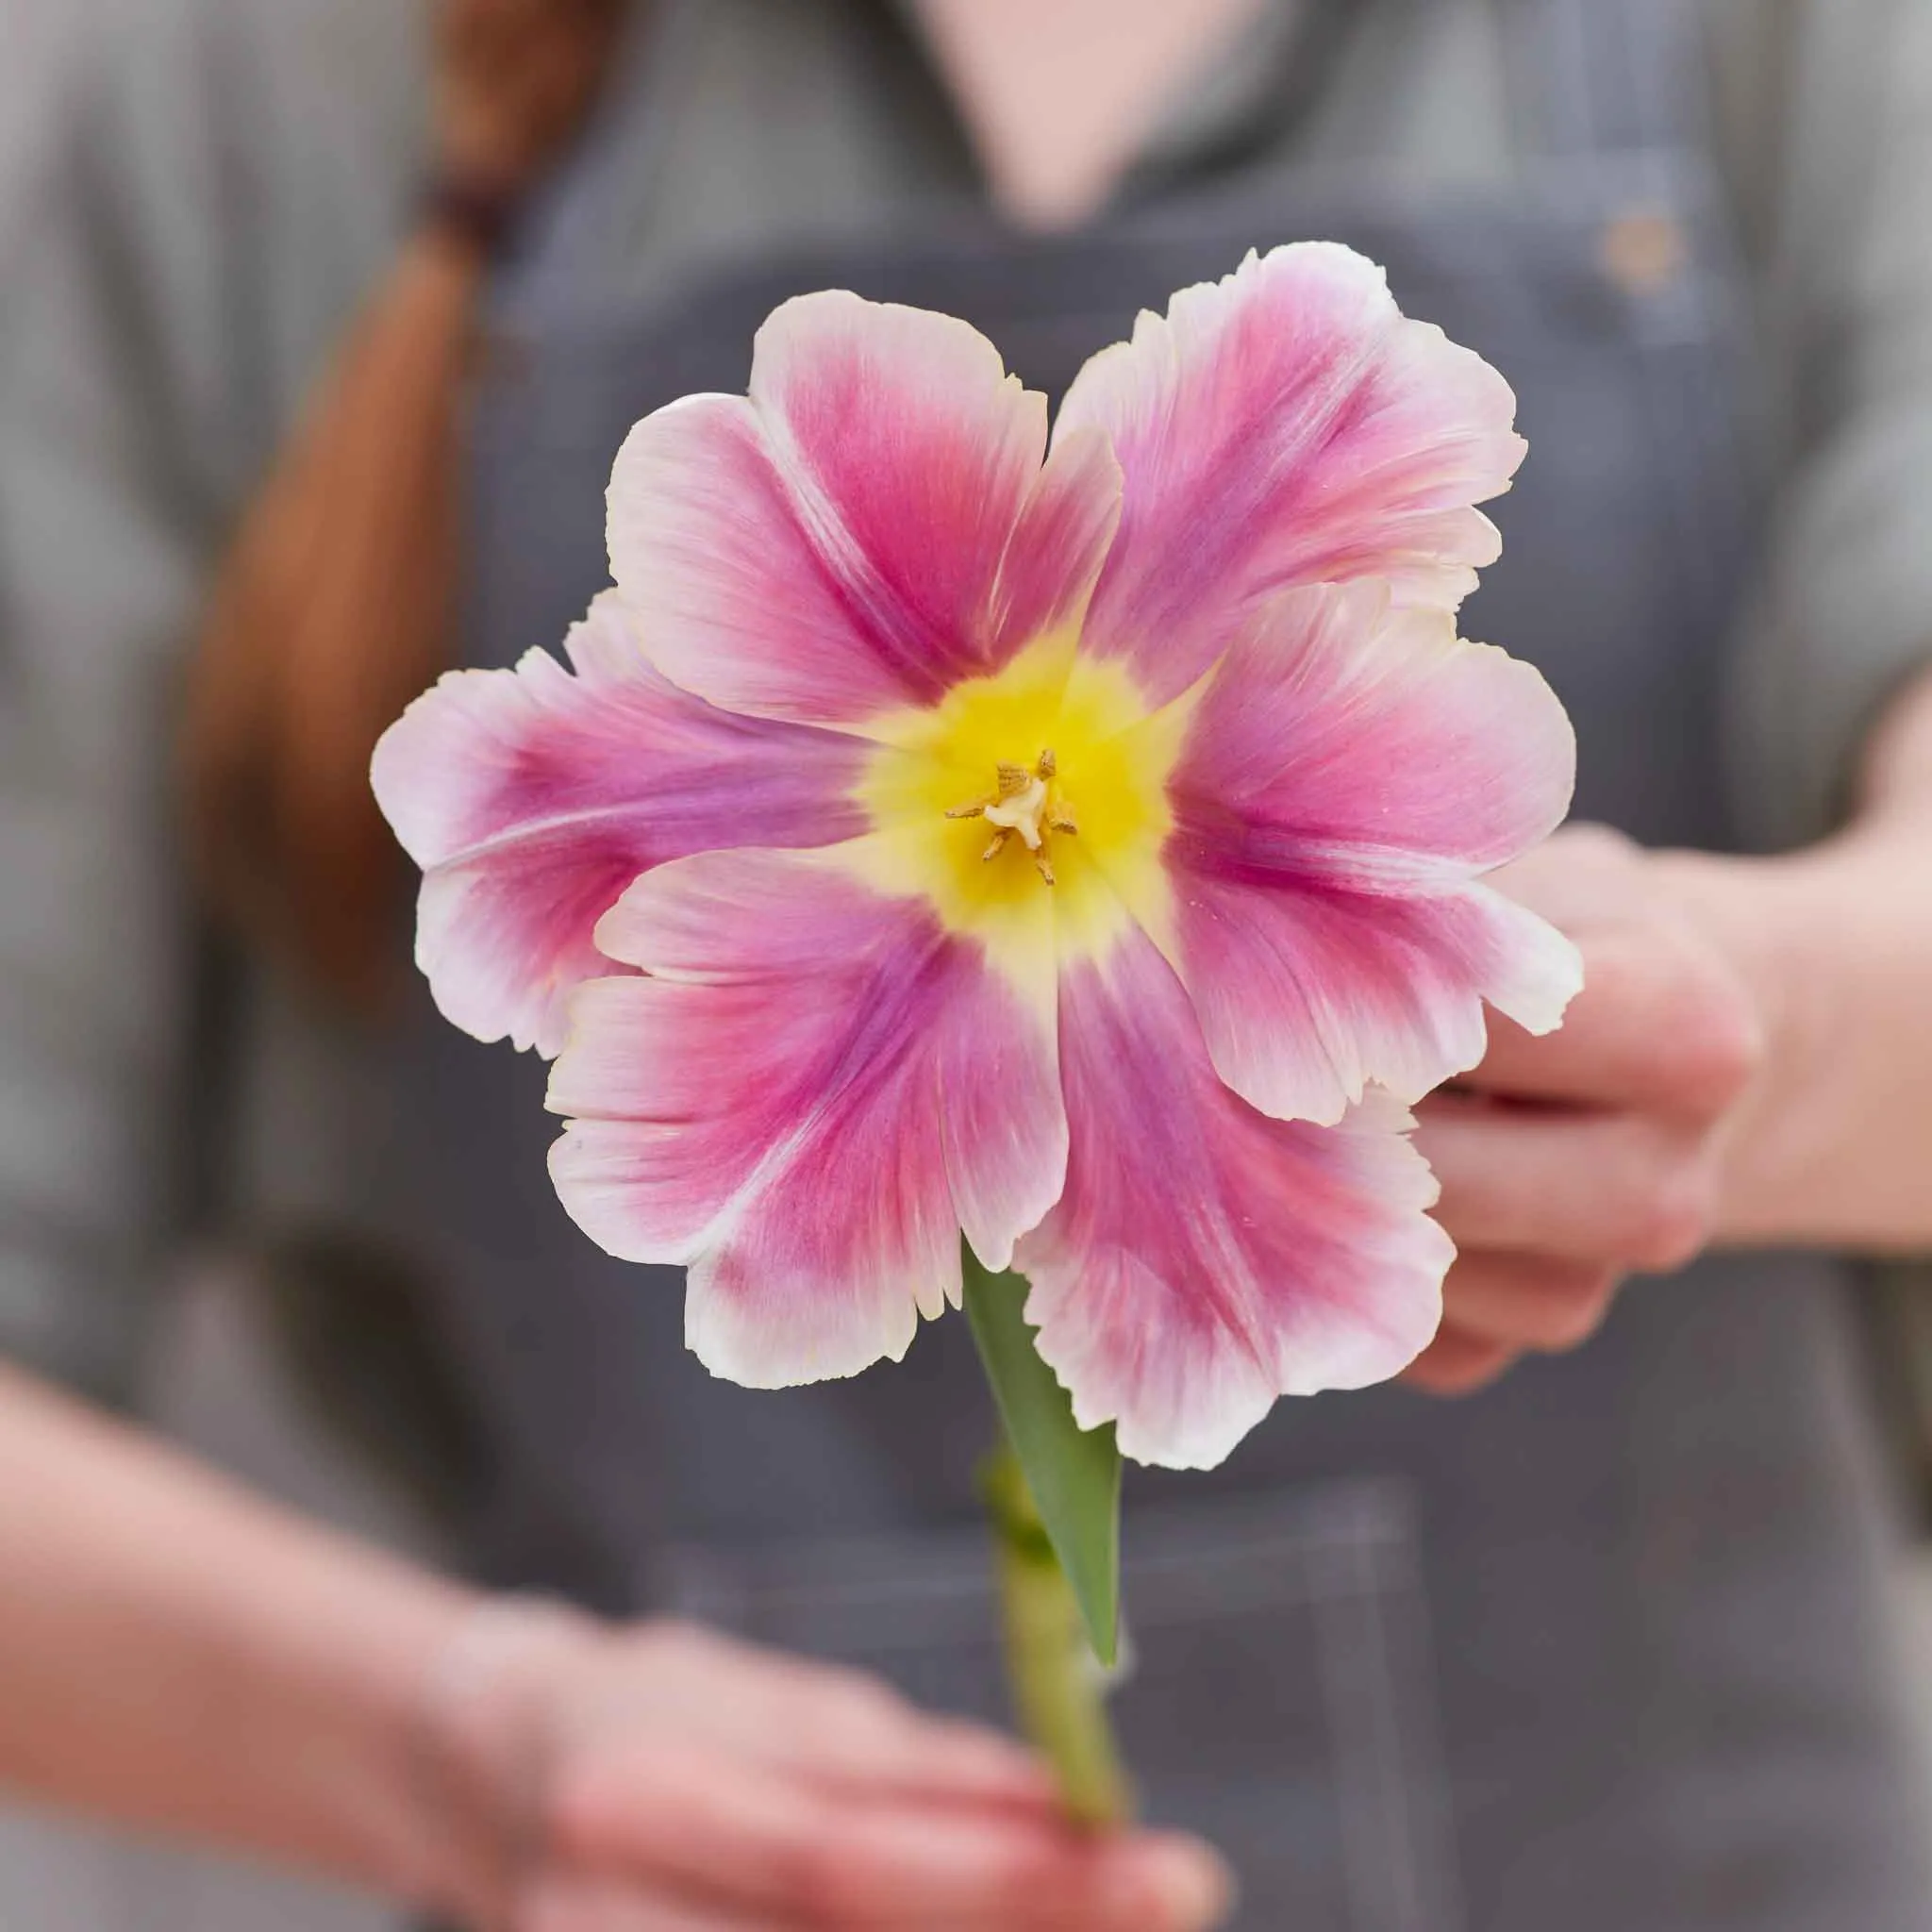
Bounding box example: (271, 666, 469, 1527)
(1404, 826, 1765, 1394)
(434, 0, 633, 198)
(425, 1605, 1233, 1930)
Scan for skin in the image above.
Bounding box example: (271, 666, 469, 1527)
(0, 1364, 1231, 1931)
(910, 0, 1266, 228)
(1407, 668, 1932, 1392)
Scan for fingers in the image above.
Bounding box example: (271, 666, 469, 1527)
(838, 1709, 1061, 1809)
(1482, 823, 1644, 924)
(772, 1680, 1059, 1811)
(1402, 1324, 1516, 1395)
(1400, 1253, 1619, 1393)
(1436, 1252, 1620, 1353)
(794, 1819, 1230, 1932)
(1459, 920, 1761, 1117)
(1415, 1099, 1719, 1274)
(1404, 825, 1761, 1401)
(625, 1625, 1058, 1810)
(552, 1744, 1231, 1930)
(521, 1874, 779, 1931)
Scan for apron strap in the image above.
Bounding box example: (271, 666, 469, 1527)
(1506, 0, 1714, 161)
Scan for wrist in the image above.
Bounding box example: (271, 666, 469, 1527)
(412, 1596, 609, 1925)
(1644, 845, 1836, 1241)
(1649, 832, 1920, 1246)
(383, 218, 494, 340)
(417, 168, 527, 266)
(1646, 845, 1818, 1063)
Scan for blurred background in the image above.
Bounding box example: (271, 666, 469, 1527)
(7, 0, 1932, 1926)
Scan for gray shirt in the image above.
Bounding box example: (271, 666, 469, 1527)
(2, 0, 1929, 1396)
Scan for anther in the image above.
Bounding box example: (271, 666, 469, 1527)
(949, 750, 1069, 884)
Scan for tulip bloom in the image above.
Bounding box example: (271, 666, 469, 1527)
(374, 244, 1578, 1469)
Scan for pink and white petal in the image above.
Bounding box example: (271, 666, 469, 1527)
(1165, 873, 1585, 1126)
(1161, 583, 1580, 1122)
(987, 425, 1123, 651)
(608, 292, 1114, 728)
(1175, 585, 1574, 867)
(1015, 928, 1452, 1471)
(370, 593, 866, 1057)
(546, 848, 1066, 1388)
(1057, 243, 1525, 700)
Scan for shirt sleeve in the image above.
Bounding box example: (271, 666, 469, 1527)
(0, 0, 422, 1401)
(1716, 0, 1932, 850)
(0, 25, 223, 1399)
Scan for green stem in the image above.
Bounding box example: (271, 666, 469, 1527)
(981, 1444, 1131, 1828)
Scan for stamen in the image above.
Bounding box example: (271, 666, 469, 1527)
(952, 748, 1072, 884)
(984, 771, 1049, 849)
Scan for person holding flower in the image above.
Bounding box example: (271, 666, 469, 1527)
(0, 1357, 1229, 1927)
(5, 0, 1932, 1926)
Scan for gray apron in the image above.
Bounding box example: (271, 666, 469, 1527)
(400, 0, 1929, 1922)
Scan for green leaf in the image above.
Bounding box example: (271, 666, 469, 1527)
(961, 1240, 1122, 1665)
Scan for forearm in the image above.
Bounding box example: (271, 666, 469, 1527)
(0, 1364, 487, 1915)
(1658, 670, 1932, 1250)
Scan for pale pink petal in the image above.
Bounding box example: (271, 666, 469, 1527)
(546, 849, 1065, 1387)
(371, 593, 866, 1058)
(1015, 927, 1452, 1471)
(1056, 242, 1525, 700)
(607, 292, 1120, 729)
(1161, 583, 1580, 1124)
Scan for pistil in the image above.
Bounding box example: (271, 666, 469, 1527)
(945, 751, 1075, 885)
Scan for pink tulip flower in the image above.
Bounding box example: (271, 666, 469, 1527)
(374, 244, 1579, 1469)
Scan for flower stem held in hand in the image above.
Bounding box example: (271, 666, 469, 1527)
(983, 1444, 1131, 1828)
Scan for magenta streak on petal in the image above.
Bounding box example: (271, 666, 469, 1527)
(1159, 852, 1577, 1126)
(546, 850, 1065, 1387)
(756, 399, 958, 706)
(1110, 339, 1379, 648)
(1157, 583, 1580, 1124)
(753, 354, 1020, 705)
(757, 321, 1119, 695)
(986, 425, 1124, 656)
(1057, 242, 1525, 702)
(371, 593, 868, 1058)
(1015, 924, 1451, 1471)
(608, 293, 1118, 728)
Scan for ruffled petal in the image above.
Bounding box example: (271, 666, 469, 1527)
(1057, 242, 1525, 701)
(371, 593, 866, 1057)
(1160, 583, 1580, 1124)
(1015, 926, 1452, 1471)
(607, 292, 1121, 730)
(546, 848, 1065, 1387)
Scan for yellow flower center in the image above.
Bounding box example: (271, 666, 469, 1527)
(847, 633, 1195, 991)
